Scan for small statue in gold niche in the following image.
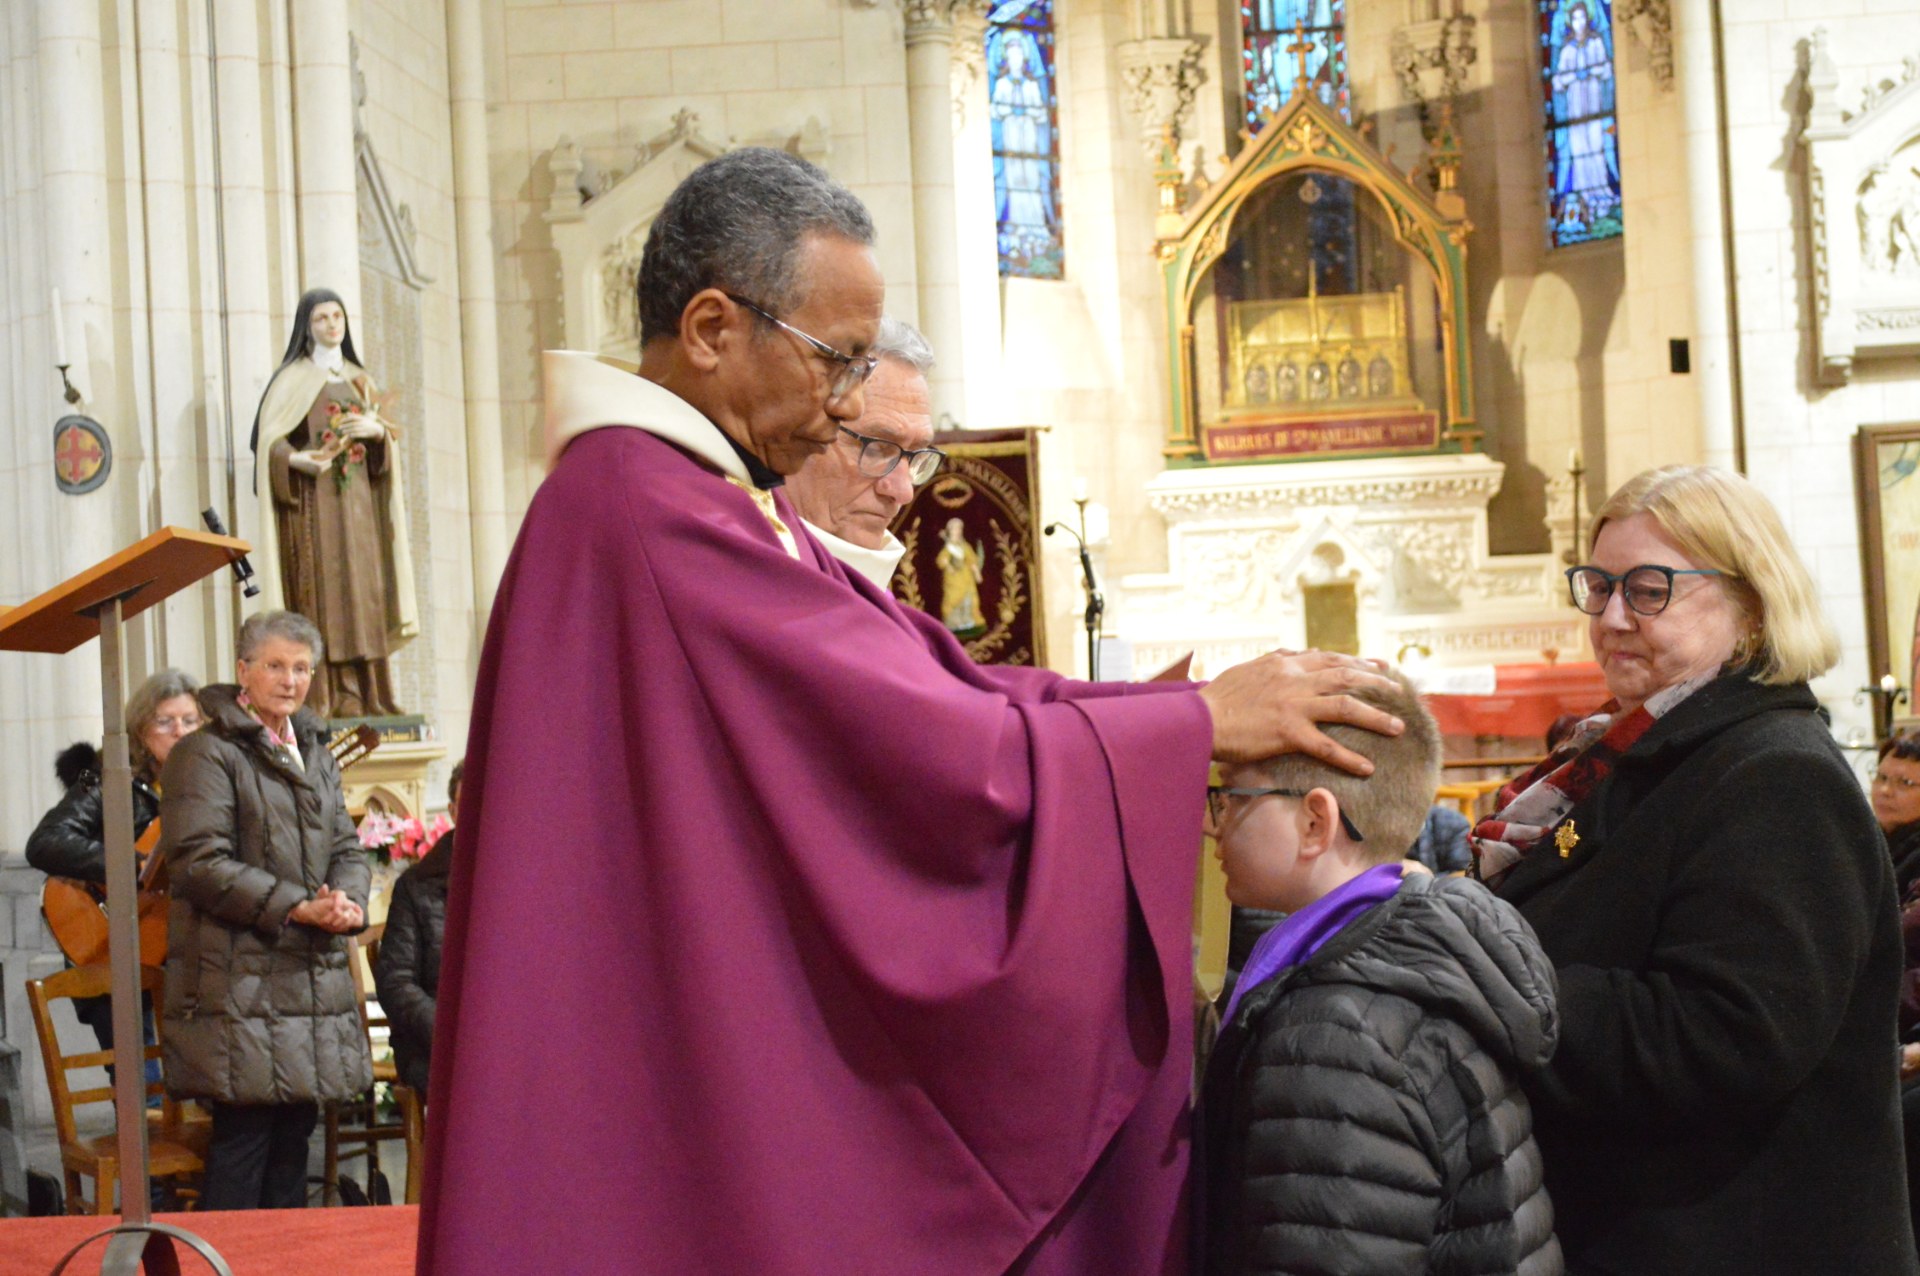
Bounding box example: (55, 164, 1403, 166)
(1307, 359, 1331, 401)
(1245, 363, 1271, 405)
(1337, 354, 1362, 399)
(1278, 361, 1300, 403)
(1368, 353, 1393, 397)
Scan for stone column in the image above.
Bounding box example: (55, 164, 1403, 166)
(288, 1, 358, 316)
(446, 0, 509, 618)
(949, 1, 1000, 426)
(905, 1, 966, 422)
(1672, 0, 1737, 469)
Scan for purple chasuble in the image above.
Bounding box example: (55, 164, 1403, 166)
(418, 420, 1215, 1274)
(1221, 863, 1405, 1026)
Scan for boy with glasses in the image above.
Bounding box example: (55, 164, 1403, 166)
(1195, 671, 1564, 1274)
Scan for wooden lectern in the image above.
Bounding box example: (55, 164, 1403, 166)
(0, 528, 243, 1275)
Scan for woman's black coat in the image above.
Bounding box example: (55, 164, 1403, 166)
(25, 743, 160, 884)
(1495, 674, 1917, 1275)
(374, 828, 451, 1095)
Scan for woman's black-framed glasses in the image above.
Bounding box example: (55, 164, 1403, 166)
(838, 426, 946, 486)
(1564, 564, 1724, 617)
(1205, 785, 1365, 843)
(725, 293, 878, 401)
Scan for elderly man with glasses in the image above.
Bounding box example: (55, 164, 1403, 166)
(423, 147, 1404, 1276)
(786, 316, 942, 587)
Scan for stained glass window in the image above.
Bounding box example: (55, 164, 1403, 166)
(1539, 0, 1622, 247)
(987, 1, 1063, 279)
(1242, 0, 1348, 130)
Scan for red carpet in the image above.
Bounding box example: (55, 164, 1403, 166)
(0, 1206, 416, 1275)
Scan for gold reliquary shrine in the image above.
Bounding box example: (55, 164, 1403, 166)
(1225, 284, 1415, 414)
(1154, 72, 1478, 465)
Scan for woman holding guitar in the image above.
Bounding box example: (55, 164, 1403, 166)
(26, 668, 202, 1062)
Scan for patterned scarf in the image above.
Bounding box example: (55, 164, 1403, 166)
(1471, 671, 1716, 887)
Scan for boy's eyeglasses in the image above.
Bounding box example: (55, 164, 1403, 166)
(1205, 785, 1365, 843)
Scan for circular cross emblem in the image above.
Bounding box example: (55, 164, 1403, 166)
(52, 415, 111, 494)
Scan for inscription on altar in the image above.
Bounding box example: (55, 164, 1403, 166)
(1206, 411, 1439, 460)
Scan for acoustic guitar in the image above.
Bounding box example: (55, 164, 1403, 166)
(40, 723, 383, 968)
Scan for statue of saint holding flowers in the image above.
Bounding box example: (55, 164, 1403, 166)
(250, 287, 419, 717)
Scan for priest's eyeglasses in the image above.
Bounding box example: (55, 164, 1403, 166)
(1564, 564, 1724, 617)
(1205, 786, 1365, 844)
(725, 294, 879, 401)
(837, 426, 946, 485)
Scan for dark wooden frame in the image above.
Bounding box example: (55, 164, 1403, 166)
(1852, 421, 1920, 739)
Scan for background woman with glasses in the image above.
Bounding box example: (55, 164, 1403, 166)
(26, 667, 203, 1059)
(1473, 465, 1914, 1274)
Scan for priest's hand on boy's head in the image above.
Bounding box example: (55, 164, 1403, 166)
(1199, 650, 1405, 773)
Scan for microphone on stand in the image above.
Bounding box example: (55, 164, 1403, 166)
(202, 507, 261, 598)
(1044, 521, 1103, 681)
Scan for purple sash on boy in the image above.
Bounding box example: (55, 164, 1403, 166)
(1222, 863, 1405, 1026)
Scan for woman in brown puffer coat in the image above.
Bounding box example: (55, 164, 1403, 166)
(160, 610, 372, 1211)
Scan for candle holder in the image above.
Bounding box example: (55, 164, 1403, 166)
(1561, 454, 1588, 566)
(56, 362, 81, 406)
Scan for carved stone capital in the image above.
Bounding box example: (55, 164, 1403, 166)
(950, 1, 989, 128)
(1614, 0, 1674, 91)
(1116, 36, 1209, 160)
(904, 0, 954, 42)
(1389, 15, 1477, 114)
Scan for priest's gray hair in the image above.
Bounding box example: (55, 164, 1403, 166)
(237, 609, 324, 665)
(638, 147, 875, 346)
(873, 317, 935, 375)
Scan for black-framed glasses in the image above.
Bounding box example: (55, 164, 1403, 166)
(1564, 564, 1724, 617)
(837, 426, 946, 486)
(1205, 786, 1365, 843)
(725, 293, 878, 401)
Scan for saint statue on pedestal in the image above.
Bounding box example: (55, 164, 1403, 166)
(250, 288, 418, 718)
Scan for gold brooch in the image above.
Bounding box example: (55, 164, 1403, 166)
(1555, 820, 1579, 859)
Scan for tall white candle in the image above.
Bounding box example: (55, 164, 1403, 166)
(1072, 477, 1089, 503)
(50, 288, 68, 367)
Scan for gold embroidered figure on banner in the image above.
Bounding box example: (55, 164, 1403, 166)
(1556, 820, 1580, 858)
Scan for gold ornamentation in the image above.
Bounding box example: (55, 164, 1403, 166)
(1555, 820, 1579, 858)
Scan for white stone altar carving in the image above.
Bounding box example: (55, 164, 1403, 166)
(1113, 454, 1585, 679)
(1802, 31, 1920, 385)
(545, 110, 830, 358)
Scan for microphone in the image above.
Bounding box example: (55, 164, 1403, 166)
(1044, 522, 1105, 680)
(202, 507, 261, 598)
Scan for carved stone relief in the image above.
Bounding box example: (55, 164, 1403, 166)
(1801, 28, 1920, 383)
(1116, 37, 1210, 160)
(1114, 455, 1575, 673)
(1614, 0, 1674, 91)
(1390, 14, 1477, 117)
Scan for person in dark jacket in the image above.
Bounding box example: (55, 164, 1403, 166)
(1480, 465, 1917, 1275)
(1875, 731, 1920, 1247)
(1197, 671, 1562, 1276)
(26, 668, 202, 1058)
(160, 610, 372, 1210)
(374, 759, 461, 1096)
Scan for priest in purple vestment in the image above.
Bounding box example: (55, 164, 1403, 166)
(418, 148, 1402, 1275)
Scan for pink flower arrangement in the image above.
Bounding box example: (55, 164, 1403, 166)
(357, 810, 452, 865)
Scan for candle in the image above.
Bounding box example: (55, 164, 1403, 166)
(1883, 673, 1900, 694)
(1569, 448, 1582, 472)
(50, 288, 68, 368)
(1072, 477, 1089, 504)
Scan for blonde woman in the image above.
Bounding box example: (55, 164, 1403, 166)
(1477, 465, 1913, 1273)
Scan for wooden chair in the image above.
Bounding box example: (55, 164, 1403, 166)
(1435, 777, 1511, 820)
(322, 923, 413, 1203)
(26, 963, 208, 1214)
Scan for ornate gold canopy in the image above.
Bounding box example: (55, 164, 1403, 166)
(1155, 71, 1478, 462)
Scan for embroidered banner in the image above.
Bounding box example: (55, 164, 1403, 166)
(891, 428, 1047, 667)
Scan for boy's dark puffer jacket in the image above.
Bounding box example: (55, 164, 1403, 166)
(1196, 871, 1563, 1276)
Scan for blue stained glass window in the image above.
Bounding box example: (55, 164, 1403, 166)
(987, 0, 1063, 279)
(1540, 0, 1622, 247)
(1242, 0, 1348, 130)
